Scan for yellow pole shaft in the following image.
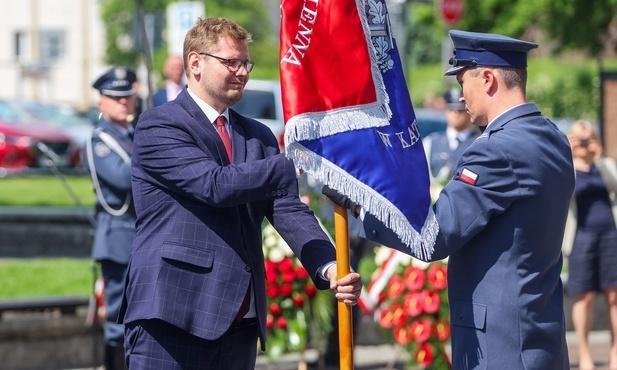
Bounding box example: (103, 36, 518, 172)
(334, 204, 354, 370)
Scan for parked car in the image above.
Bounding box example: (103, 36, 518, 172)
(12, 101, 93, 147)
(231, 79, 285, 147)
(414, 108, 447, 138)
(0, 100, 81, 174)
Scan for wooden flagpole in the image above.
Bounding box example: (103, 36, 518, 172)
(334, 204, 354, 370)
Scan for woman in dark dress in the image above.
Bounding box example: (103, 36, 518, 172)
(565, 120, 617, 370)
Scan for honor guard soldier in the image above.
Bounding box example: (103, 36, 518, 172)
(325, 30, 574, 369)
(83, 66, 137, 370)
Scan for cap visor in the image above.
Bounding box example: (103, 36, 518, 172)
(444, 65, 466, 76)
(101, 88, 136, 97)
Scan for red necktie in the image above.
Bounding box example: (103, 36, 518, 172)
(215, 116, 232, 162)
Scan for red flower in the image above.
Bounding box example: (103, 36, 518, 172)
(404, 265, 426, 292)
(379, 307, 395, 328)
(387, 275, 406, 299)
(276, 316, 288, 330)
(266, 268, 278, 282)
(282, 271, 296, 283)
(415, 342, 435, 366)
(295, 266, 309, 279)
(279, 257, 294, 273)
(393, 325, 413, 345)
(266, 315, 274, 329)
(292, 293, 305, 308)
(421, 290, 441, 314)
(428, 264, 448, 290)
(304, 284, 317, 298)
(266, 285, 279, 299)
(411, 318, 432, 343)
(403, 291, 423, 317)
(269, 302, 282, 317)
(391, 303, 407, 327)
(265, 259, 277, 272)
(435, 320, 451, 342)
(279, 284, 293, 297)
(379, 303, 406, 328)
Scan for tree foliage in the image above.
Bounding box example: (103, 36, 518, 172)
(98, 0, 278, 82)
(537, 0, 617, 60)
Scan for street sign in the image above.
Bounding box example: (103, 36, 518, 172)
(440, 0, 464, 25)
(167, 2, 205, 57)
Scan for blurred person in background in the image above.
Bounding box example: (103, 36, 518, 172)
(564, 119, 617, 370)
(83, 66, 137, 370)
(152, 55, 185, 107)
(422, 88, 479, 199)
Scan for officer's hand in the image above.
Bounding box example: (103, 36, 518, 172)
(321, 185, 360, 217)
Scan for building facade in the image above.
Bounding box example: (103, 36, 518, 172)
(0, 0, 107, 111)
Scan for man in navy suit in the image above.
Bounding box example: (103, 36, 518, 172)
(330, 30, 574, 369)
(119, 17, 362, 370)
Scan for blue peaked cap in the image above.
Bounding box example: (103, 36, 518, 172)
(445, 30, 538, 76)
(92, 66, 137, 96)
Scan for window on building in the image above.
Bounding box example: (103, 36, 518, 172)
(13, 29, 65, 65)
(39, 30, 66, 64)
(14, 31, 28, 62)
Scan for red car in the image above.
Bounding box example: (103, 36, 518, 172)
(0, 100, 80, 174)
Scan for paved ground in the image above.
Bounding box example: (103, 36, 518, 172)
(63, 330, 613, 369)
(567, 330, 613, 370)
(253, 330, 613, 370)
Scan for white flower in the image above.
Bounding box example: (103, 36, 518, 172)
(263, 224, 276, 237)
(269, 247, 285, 263)
(374, 246, 391, 266)
(264, 235, 278, 249)
(411, 259, 431, 269)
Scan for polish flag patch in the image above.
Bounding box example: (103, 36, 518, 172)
(460, 168, 479, 185)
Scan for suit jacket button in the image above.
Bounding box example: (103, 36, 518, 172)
(245, 265, 251, 272)
(276, 190, 282, 196)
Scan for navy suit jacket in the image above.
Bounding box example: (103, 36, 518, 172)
(119, 89, 336, 349)
(364, 103, 573, 369)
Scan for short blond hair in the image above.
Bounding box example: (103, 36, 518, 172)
(182, 17, 252, 75)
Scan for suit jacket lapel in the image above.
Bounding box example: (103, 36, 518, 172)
(175, 89, 233, 165)
(229, 110, 247, 164)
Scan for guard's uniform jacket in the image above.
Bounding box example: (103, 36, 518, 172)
(83, 119, 135, 264)
(364, 103, 574, 369)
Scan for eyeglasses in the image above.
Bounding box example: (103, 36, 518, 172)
(199, 52, 254, 73)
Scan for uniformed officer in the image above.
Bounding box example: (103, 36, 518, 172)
(422, 88, 479, 199)
(83, 66, 136, 370)
(328, 30, 574, 369)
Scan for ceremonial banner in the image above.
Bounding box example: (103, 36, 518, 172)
(280, 0, 438, 257)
